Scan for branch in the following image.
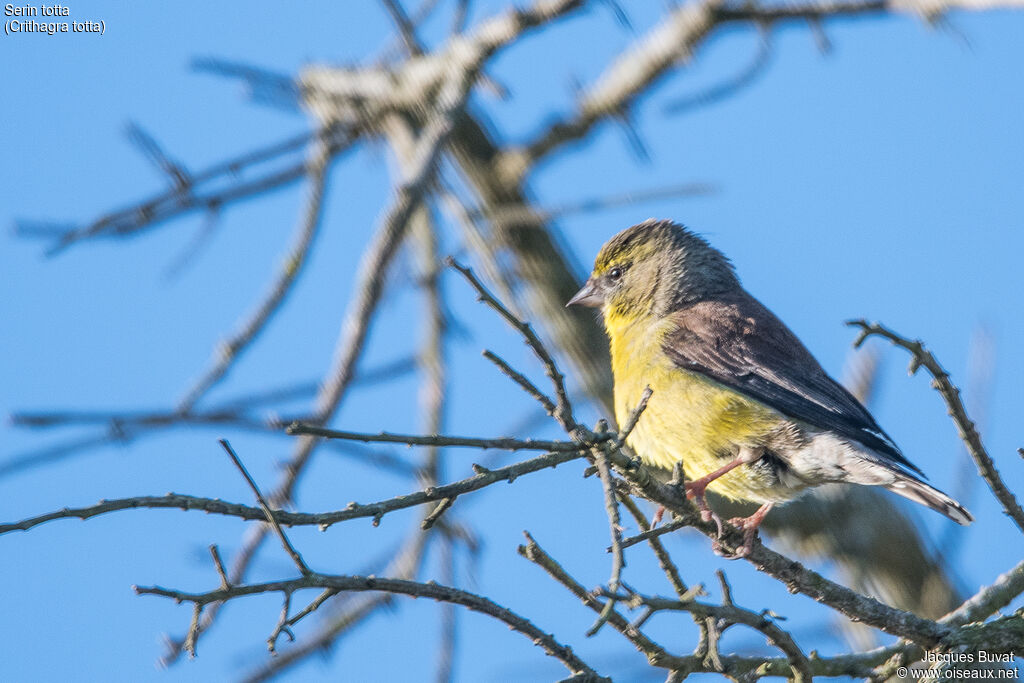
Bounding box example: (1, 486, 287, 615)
(617, 493, 690, 600)
(586, 440, 626, 637)
(286, 422, 591, 452)
(219, 439, 312, 576)
(448, 257, 578, 433)
(849, 319, 1024, 533)
(1, 449, 585, 536)
(177, 135, 333, 412)
(34, 126, 356, 255)
(166, 61, 482, 663)
(134, 573, 607, 681)
(519, 531, 680, 668)
(518, 0, 1024, 171)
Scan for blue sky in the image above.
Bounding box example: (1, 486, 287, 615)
(3, 2, 1023, 681)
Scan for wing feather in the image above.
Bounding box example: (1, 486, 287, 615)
(662, 293, 923, 476)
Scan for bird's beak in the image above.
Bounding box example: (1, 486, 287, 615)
(566, 278, 603, 308)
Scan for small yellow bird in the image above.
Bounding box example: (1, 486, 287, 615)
(568, 220, 971, 553)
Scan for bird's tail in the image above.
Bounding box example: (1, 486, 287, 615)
(885, 474, 973, 526)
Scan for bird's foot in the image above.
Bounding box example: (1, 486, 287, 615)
(713, 503, 774, 560)
(684, 481, 717, 523)
(683, 483, 726, 539)
(651, 505, 666, 528)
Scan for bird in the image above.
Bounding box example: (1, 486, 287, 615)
(567, 219, 972, 555)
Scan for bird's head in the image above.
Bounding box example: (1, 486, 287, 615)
(567, 219, 738, 320)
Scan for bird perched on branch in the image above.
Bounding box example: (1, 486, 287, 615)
(568, 219, 972, 556)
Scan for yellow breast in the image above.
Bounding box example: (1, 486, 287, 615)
(606, 309, 784, 503)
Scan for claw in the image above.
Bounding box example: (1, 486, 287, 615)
(716, 503, 774, 559)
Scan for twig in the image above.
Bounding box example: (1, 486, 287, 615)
(942, 558, 1024, 627)
(586, 448, 625, 637)
(597, 583, 814, 682)
(243, 530, 430, 681)
(286, 422, 592, 451)
(519, 532, 681, 667)
(422, 497, 456, 530)
(219, 439, 312, 577)
(618, 494, 690, 600)
(177, 135, 333, 412)
(447, 257, 578, 432)
(183, 603, 204, 658)
(209, 545, 230, 589)
(618, 519, 689, 550)
(135, 573, 607, 681)
(481, 349, 558, 417)
(615, 386, 652, 448)
(849, 319, 1024, 533)
(0, 449, 585, 536)
(268, 592, 295, 655)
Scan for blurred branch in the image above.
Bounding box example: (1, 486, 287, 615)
(516, 0, 1024, 171)
(124, 121, 192, 191)
(5, 356, 421, 480)
(177, 135, 333, 412)
(662, 34, 772, 115)
(165, 60, 483, 662)
(382, 0, 424, 55)
(27, 126, 356, 256)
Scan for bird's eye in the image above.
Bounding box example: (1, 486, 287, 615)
(608, 267, 623, 281)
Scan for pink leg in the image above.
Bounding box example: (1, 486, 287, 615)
(684, 456, 748, 523)
(654, 456, 747, 528)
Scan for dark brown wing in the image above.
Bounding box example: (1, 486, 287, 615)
(662, 292, 923, 476)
